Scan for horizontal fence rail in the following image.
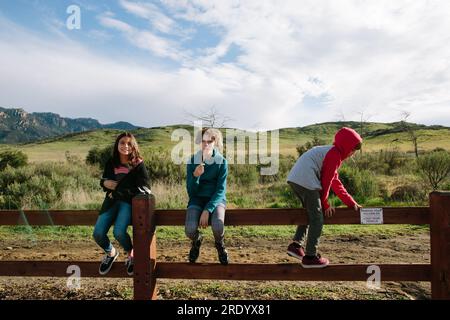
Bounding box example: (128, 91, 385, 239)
(0, 261, 431, 282)
(154, 263, 432, 282)
(0, 207, 432, 226)
(0, 191, 449, 300)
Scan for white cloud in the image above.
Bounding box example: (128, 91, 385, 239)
(1, 0, 450, 130)
(98, 13, 187, 61)
(87, 29, 113, 42)
(0, 16, 176, 126)
(160, 0, 450, 127)
(0, 16, 258, 128)
(99, 15, 134, 33)
(119, 0, 177, 34)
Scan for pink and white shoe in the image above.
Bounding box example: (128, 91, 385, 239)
(301, 254, 329, 268)
(287, 242, 305, 260)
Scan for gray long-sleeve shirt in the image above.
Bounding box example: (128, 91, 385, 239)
(287, 145, 333, 190)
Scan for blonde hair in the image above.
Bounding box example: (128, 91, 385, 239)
(195, 127, 223, 151)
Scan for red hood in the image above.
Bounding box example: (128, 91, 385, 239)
(333, 127, 362, 159)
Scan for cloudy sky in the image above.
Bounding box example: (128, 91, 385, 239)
(1, 0, 450, 129)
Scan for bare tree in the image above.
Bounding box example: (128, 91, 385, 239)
(355, 108, 373, 138)
(184, 106, 234, 128)
(400, 111, 419, 158)
(354, 108, 373, 154)
(334, 109, 346, 122)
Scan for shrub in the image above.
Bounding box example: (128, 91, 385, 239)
(228, 164, 259, 186)
(0, 150, 28, 171)
(258, 154, 296, 184)
(296, 137, 326, 157)
(380, 148, 408, 175)
(338, 165, 379, 203)
(142, 147, 186, 184)
(65, 151, 82, 164)
(390, 184, 426, 202)
(417, 151, 450, 190)
(86, 145, 113, 167)
(348, 148, 408, 175)
(0, 162, 100, 209)
(442, 181, 450, 191)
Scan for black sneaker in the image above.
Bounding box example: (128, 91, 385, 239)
(125, 256, 133, 276)
(215, 242, 229, 265)
(99, 249, 119, 275)
(189, 232, 203, 263)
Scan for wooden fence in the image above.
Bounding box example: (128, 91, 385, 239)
(0, 191, 448, 300)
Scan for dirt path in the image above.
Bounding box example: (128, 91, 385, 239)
(0, 233, 431, 300)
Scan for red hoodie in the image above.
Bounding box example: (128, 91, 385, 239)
(320, 127, 362, 210)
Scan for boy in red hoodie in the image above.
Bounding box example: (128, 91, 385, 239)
(286, 127, 362, 268)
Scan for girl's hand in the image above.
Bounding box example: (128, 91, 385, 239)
(354, 203, 362, 211)
(104, 180, 118, 190)
(193, 164, 205, 177)
(199, 210, 209, 228)
(324, 206, 335, 218)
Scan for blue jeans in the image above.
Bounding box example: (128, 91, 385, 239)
(185, 203, 226, 244)
(93, 200, 133, 253)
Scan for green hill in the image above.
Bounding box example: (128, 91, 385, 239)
(0, 107, 138, 143)
(3, 122, 450, 162)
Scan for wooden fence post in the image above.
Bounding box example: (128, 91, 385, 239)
(430, 191, 450, 300)
(132, 194, 157, 300)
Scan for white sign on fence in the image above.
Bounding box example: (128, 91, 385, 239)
(360, 208, 384, 224)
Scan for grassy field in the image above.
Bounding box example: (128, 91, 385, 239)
(0, 223, 430, 243)
(2, 122, 450, 162)
(363, 129, 450, 153)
